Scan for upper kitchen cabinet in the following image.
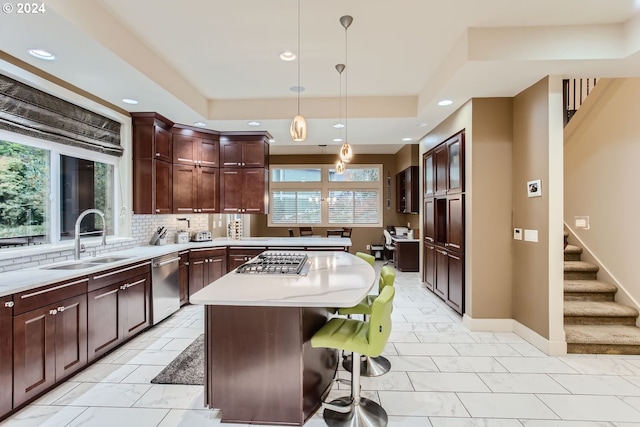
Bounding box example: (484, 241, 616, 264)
(423, 151, 434, 198)
(132, 113, 174, 214)
(172, 126, 220, 167)
(396, 166, 419, 214)
(446, 131, 464, 194)
(431, 130, 465, 196)
(220, 168, 268, 214)
(219, 133, 270, 168)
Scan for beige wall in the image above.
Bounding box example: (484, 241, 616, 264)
(250, 152, 411, 254)
(469, 98, 514, 319)
(512, 76, 565, 342)
(564, 78, 640, 311)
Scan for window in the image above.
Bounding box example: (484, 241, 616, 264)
(0, 132, 117, 249)
(269, 164, 382, 227)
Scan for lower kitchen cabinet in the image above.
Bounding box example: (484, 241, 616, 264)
(394, 239, 419, 272)
(189, 248, 227, 297)
(0, 297, 13, 417)
(87, 272, 151, 362)
(227, 247, 266, 271)
(179, 251, 190, 306)
(433, 247, 464, 314)
(13, 293, 87, 407)
(423, 242, 435, 291)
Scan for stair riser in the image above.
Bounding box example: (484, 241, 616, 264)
(564, 253, 581, 261)
(564, 293, 615, 302)
(564, 316, 637, 326)
(567, 343, 640, 355)
(564, 271, 598, 280)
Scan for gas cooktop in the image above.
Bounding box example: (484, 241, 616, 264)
(235, 251, 310, 275)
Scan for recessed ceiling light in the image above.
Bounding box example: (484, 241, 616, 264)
(269, 139, 275, 143)
(416, 122, 428, 127)
(333, 138, 343, 142)
(290, 86, 305, 93)
(121, 98, 138, 105)
(193, 122, 207, 127)
(247, 121, 261, 126)
(438, 99, 453, 106)
(333, 123, 345, 129)
(279, 51, 296, 61)
(402, 137, 413, 142)
(27, 48, 56, 61)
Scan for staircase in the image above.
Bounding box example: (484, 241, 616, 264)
(564, 232, 640, 354)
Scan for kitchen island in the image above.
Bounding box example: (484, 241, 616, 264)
(190, 251, 375, 426)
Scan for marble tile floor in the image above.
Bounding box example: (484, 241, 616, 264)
(3, 263, 640, 427)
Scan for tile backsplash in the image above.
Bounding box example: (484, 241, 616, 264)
(0, 213, 226, 272)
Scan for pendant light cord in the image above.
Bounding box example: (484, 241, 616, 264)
(297, 0, 301, 115)
(344, 22, 348, 143)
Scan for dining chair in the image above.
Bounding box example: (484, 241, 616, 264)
(299, 227, 313, 236)
(326, 229, 343, 237)
(288, 228, 295, 237)
(341, 227, 352, 238)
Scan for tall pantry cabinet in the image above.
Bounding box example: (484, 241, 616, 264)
(422, 130, 465, 314)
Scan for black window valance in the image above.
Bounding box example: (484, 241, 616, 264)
(0, 73, 122, 156)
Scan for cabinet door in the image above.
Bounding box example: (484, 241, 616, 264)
(189, 257, 207, 297)
(396, 171, 405, 213)
(423, 151, 434, 197)
(241, 140, 266, 167)
(54, 294, 87, 381)
(434, 247, 449, 300)
(242, 169, 267, 213)
(173, 164, 197, 213)
(446, 194, 464, 251)
(13, 305, 56, 406)
(220, 169, 242, 213)
(179, 253, 189, 306)
(122, 274, 151, 340)
(0, 298, 12, 416)
(228, 254, 248, 271)
(198, 167, 219, 213)
(220, 140, 242, 166)
(434, 144, 448, 195)
(447, 133, 464, 194)
(155, 159, 173, 214)
(406, 166, 418, 213)
(423, 244, 435, 291)
(424, 198, 435, 243)
(87, 282, 122, 361)
(200, 138, 220, 168)
(208, 256, 226, 284)
(155, 126, 172, 163)
(446, 252, 464, 314)
(173, 134, 198, 165)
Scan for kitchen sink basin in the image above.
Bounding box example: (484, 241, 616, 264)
(41, 262, 101, 270)
(89, 256, 131, 263)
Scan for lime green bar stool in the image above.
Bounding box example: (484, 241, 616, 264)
(311, 286, 395, 427)
(339, 265, 395, 376)
(355, 251, 375, 266)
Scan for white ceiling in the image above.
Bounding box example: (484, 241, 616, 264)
(1, 0, 640, 155)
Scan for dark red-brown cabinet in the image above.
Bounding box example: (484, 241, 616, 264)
(219, 135, 269, 168)
(179, 251, 190, 306)
(12, 278, 88, 407)
(189, 248, 227, 297)
(172, 132, 220, 168)
(220, 168, 268, 214)
(396, 166, 419, 214)
(0, 297, 13, 417)
(173, 164, 219, 214)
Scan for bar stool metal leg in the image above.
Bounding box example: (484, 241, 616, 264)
(323, 351, 388, 427)
(342, 354, 391, 377)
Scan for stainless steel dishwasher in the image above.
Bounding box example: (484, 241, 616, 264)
(151, 252, 181, 325)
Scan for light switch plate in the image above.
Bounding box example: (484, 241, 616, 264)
(524, 229, 538, 242)
(575, 216, 589, 229)
(514, 228, 522, 240)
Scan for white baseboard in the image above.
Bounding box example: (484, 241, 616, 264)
(463, 314, 567, 356)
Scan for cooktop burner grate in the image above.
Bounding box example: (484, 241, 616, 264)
(235, 251, 310, 275)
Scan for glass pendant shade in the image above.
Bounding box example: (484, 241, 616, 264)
(339, 142, 353, 162)
(290, 115, 307, 142)
(336, 159, 345, 174)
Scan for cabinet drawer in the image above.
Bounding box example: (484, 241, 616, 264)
(14, 277, 88, 315)
(88, 261, 152, 292)
(190, 247, 227, 260)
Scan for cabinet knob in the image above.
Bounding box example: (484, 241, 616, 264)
(49, 309, 58, 315)
(155, 153, 160, 157)
(57, 306, 65, 312)
(155, 209, 160, 213)
(4, 301, 14, 308)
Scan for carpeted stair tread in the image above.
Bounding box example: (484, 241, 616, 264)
(564, 245, 583, 255)
(564, 261, 599, 273)
(564, 280, 617, 294)
(565, 325, 640, 346)
(564, 301, 639, 317)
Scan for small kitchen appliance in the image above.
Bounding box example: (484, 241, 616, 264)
(191, 230, 212, 242)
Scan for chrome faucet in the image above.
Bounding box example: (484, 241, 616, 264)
(74, 209, 107, 260)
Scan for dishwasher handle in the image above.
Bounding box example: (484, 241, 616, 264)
(153, 257, 181, 268)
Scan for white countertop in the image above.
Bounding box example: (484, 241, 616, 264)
(189, 251, 375, 308)
(0, 237, 351, 298)
(391, 236, 420, 243)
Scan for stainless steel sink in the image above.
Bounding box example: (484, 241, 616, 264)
(42, 262, 101, 270)
(89, 256, 131, 264)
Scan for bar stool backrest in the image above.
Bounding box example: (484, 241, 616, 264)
(355, 251, 375, 267)
(368, 285, 395, 357)
(378, 265, 396, 294)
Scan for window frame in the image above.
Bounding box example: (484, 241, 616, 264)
(268, 164, 383, 227)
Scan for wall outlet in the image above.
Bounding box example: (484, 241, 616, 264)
(366, 244, 371, 250)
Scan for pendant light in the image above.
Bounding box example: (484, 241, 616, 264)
(290, 0, 307, 142)
(335, 63, 346, 174)
(339, 15, 353, 162)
